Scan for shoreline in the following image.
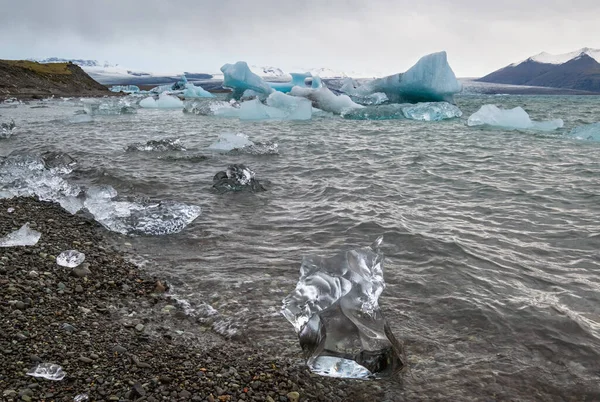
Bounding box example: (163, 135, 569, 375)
(0, 197, 393, 402)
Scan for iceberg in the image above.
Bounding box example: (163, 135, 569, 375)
(340, 78, 388, 105)
(0, 223, 42, 247)
(213, 164, 266, 192)
(212, 92, 312, 121)
(139, 92, 183, 109)
(207, 133, 254, 152)
(265, 91, 312, 120)
(82, 99, 136, 115)
(182, 83, 215, 98)
(109, 85, 140, 93)
(346, 52, 462, 104)
(1, 119, 16, 138)
(467, 105, 564, 131)
(68, 114, 93, 124)
(221, 61, 274, 99)
(290, 85, 362, 115)
(184, 99, 234, 116)
(342, 102, 462, 121)
(268, 72, 312, 93)
(281, 237, 403, 379)
(56, 250, 85, 268)
(567, 122, 600, 141)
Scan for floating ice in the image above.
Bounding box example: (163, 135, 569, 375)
(208, 133, 254, 152)
(139, 92, 183, 109)
(290, 86, 362, 115)
(0, 223, 42, 247)
(467, 105, 564, 131)
(56, 250, 86, 268)
(221, 61, 274, 99)
(41, 151, 77, 174)
(401, 102, 463, 121)
(567, 122, 600, 141)
(83, 99, 136, 115)
(184, 99, 234, 116)
(281, 236, 403, 379)
(348, 52, 462, 103)
(268, 72, 312, 93)
(125, 138, 186, 152)
(26, 363, 66, 381)
(1, 119, 16, 138)
(213, 164, 266, 192)
(340, 78, 389, 105)
(68, 114, 93, 124)
(110, 85, 140, 93)
(183, 83, 215, 98)
(265, 91, 312, 120)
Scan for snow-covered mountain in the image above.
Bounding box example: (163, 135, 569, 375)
(478, 48, 600, 92)
(31, 58, 114, 68)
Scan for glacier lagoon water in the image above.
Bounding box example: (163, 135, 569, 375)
(1, 94, 600, 400)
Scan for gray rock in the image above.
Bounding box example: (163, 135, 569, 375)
(72, 263, 92, 278)
(14, 301, 25, 310)
(112, 345, 127, 354)
(135, 323, 144, 332)
(75, 284, 83, 293)
(79, 356, 93, 363)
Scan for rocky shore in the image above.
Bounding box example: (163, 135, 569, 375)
(0, 198, 396, 402)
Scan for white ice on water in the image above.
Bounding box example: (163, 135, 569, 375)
(213, 92, 312, 121)
(207, 133, 254, 152)
(139, 92, 183, 109)
(182, 83, 215, 98)
(0, 223, 42, 247)
(467, 105, 564, 131)
(56, 250, 86, 268)
(567, 122, 600, 141)
(289, 85, 362, 115)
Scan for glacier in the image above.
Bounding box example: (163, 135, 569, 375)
(221, 61, 274, 99)
(139, 92, 183, 109)
(567, 122, 600, 141)
(342, 102, 462, 121)
(342, 52, 462, 104)
(281, 237, 403, 379)
(467, 105, 564, 131)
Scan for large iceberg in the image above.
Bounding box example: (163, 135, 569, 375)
(342, 102, 462, 121)
(567, 122, 600, 141)
(221, 61, 274, 99)
(268, 72, 312, 93)
(343, 52, 462, 104)
(139, 92, 184, 109)
(282, 237, 403, 379)
(467, 105, 564, 131)
(290, 86, 362, 115)
(182, 83, 215, 98)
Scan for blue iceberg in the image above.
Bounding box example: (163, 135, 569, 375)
(214, 92, 312, 121)
(345, 52, 462, 104)
(183, 83, 215, 98)
(567, 122, 600, 141)
(467, 105, 563, 131)
(268, 72, 312, 93)
(221, 61, 274, 99)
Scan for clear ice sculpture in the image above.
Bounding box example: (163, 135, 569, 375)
(27, 363, 66, 381)
(282, 236, 403, 379)
(56, 250, 86, 268)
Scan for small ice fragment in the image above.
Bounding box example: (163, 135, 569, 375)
(1, 119, 16, 138)
(208, 133, 254, 152)
(7, 207, 15, 213)
(74, 394, 89, 401)
(57, 250, 86, 268)
(213, 164, 266, 192)
(0, 223, 42, 247)
(282, 236, 404, 379)
(27, 363, 66, 381)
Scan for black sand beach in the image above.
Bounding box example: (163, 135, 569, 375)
(0, 197, 395, 402)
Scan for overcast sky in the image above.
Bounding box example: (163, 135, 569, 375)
(1, 0, 599, 77)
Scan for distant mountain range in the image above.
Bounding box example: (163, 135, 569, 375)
(478, 48, 600, 92)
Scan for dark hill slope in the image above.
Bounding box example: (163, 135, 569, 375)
(478, 60, 555, 85)
(0, 60, 112, 99)
(526, 54, 600, 92)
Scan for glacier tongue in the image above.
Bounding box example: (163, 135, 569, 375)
(467, 104, 564, 131)
(282, 237, 403, 379)
(344, 51, 462, 104)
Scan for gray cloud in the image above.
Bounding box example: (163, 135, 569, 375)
(1, 0, 599, 76)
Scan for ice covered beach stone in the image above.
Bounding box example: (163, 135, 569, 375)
(56, 250, 85, 268)
(467, 104, 564, 131)
(0, 223, 42, 247)
(26, 363, 66, 381)
(282, 236, 403, 379)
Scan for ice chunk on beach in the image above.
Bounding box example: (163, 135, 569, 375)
(0, 223, 42, 247)
(56, 250, 85, 268)
(290, 86, 362, 115)
(183, 83, 215, 98)
(125, 138, 186, 152)
(74, 394, 89, 402)
(139, 92, 183, 109)
(268, 72, 312, 93)
(221, 61, 274, 99)
(213, 164, 266, 192)
(567, 122, 600, 141)
(1, 119, 16, 138)
(208, 133, 254, 152)
(26, 363, 66, 381)
(402, 102, 463, 121)
(349, 52, 462, 103)
(282, 237, 403, 379)
(110, 85, 140, 93)
(467, 105, 564, 131)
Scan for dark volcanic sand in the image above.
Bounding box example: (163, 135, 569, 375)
(0, 197, 399, 402)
